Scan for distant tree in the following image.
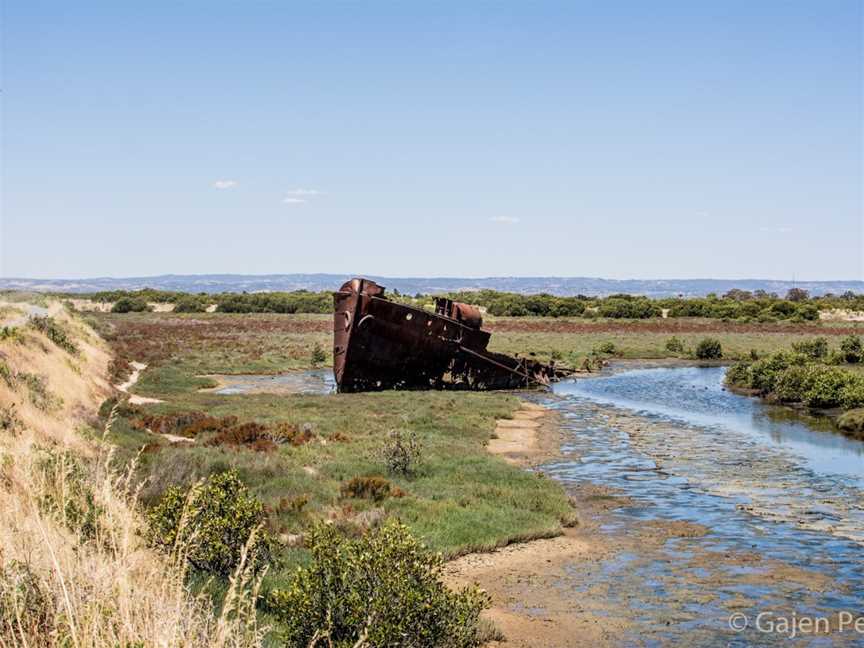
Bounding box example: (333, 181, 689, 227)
(786, 288, 810, 302)
(723, 289, 753, 302)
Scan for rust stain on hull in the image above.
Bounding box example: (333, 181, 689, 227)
(333, 278, 569, 393)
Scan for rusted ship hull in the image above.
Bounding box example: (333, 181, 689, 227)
(333, 278, 564, 393)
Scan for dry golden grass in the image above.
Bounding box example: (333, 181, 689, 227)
(0, 302, 264, 647)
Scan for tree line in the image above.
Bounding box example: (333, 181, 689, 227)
(60, 287, 864, 320)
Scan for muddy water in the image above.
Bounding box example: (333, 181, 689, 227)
(540, 367, 864, 646)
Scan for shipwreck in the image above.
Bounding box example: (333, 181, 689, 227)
(333, 278, 569, 392)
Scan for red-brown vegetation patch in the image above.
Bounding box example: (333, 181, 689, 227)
(273, 495, 309, 515)
(204, 421, 276, 452)
(340, 476, 404, 502)
(133, 411, 238, 438)
(271, 422, 314, 446)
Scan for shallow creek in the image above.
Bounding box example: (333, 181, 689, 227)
(539, 366, 864, 646)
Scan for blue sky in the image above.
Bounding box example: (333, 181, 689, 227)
(2, 1, 861, 280)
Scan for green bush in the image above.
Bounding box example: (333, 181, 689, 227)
(596, 341, 617, 355)
(840, 335, 863, 364)
(840, 377, 864, 409)
(748, 352, 806, 394)
(146, 470, 273, 575)
(0, 361, 15, 388)
(773, 365, 816, 403)
(664, 337, 685, 354)
(724, 361, 752, 387)
(802, 366, 856, 409)
(111, 296, 152, 313)
(215, 291, 332, 314)
(172, 297, 207, 313)
(694, 338, 722, 360)
(791, 337, 828, 360)
(267, 520, 489, 648)
(310, 342, 326, 367)
(598, 297, 660, 319)
(826, 350, 846, 365)
(794, 304, 819, 321)
(28, 316, 79, 355)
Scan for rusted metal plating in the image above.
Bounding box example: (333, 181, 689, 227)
(333, 278, 569, 392)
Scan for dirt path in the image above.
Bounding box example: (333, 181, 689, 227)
(115, 361, 163, 405)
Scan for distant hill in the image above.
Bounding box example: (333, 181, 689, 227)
(1, 274, 861, 298)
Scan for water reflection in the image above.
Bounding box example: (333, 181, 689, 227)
(552, 366, 863, 480)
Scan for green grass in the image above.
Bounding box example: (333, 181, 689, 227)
(488, 329, 863, 366)
(108, 389, 574, 559)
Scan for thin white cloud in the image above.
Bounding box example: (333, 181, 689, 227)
(759, 225, 793, 234)
(212, 179, 238, 190)
(282, 197, 307, 205)
(284, 188, 322, 196)
(489, 216, 520, 224)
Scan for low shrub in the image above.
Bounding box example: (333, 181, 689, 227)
(146, 470, 274, 575)
(0, 405, 23, 434)
(598, 297, 660, 319)
(0, 360, 15, 388)
(134, 410, 236, 437)
(28, 316, 79, 355)
(172, 297, 207, 313)
(840, 335, 863, 363)
(269, 422, 314, 446)
(694, 338, 722, 360)
(724, 361, 752, 387)
(205, 421, 277, 452)
(801, 366, 857, 409)
(595, 341, 617, 355)
(310, 342, 326, 367)
(826, 350, 846, 365)
(274, 494, 309, 514)
(267, 520, 489, 647)
(20, 373, 62, 412)
(378, 429, 423, 477)
(340, 476, 402, 502)
(664, 337, 685, 354)
(111, 296, 152, 313)
(837, 409, 864, 437)
(791, 337, 828, 360)
(0, 560, 54, 644)
(0, 326, 21, 342)
(840, 377, 864, 409)
(36, 449, 103, 541)
(748, 352, 806, 394)
(773, 365, 815, 403)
